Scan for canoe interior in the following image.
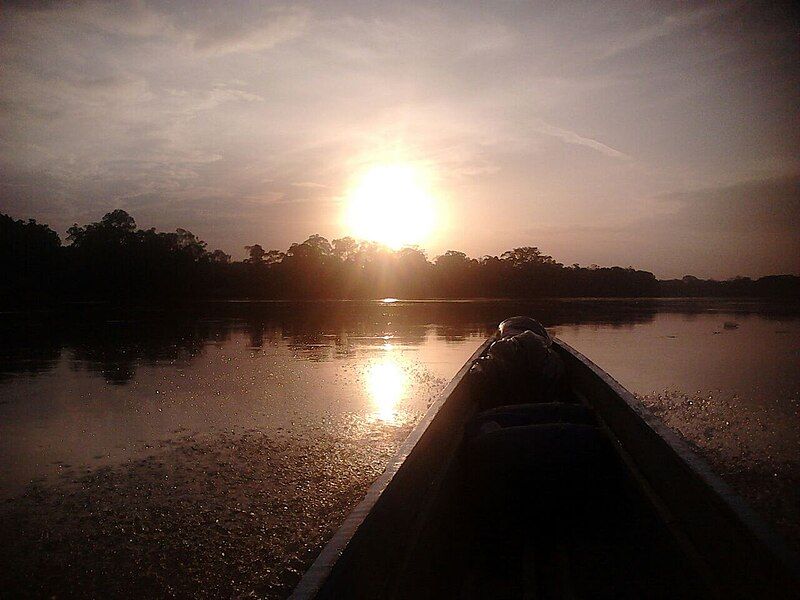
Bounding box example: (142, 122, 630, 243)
(291, 337, 800, 600)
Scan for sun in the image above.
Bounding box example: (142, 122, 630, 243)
(345, 163, 437, 249)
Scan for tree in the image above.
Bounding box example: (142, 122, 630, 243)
(102, 209, 136, 232)
(332, 237, 359, 262)
(245, 244, 266, 264)
(264, 250, 285, 265)
(1, 214, 61, 259)
(500, 246, 556, 267)
(210, 249, 231, 264)
(397, 246, 428, 265)
(303, 234, 333, 256)
(0, 214, 62, 294)
(8, 207, 795, 301)
(288, 234, 333, 259)
(435, 250, 473, 268)
(174, 228, 207, 261)
(67, 209, 137, 248)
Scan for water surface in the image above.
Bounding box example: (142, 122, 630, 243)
(0, 299, 798, 596)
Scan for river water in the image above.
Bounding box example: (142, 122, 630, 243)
(1, 299, 798, 597)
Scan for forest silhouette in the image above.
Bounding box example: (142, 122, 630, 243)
(2, 210, 798, 302)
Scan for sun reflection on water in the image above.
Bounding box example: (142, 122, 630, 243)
(366, 358, 407, 423)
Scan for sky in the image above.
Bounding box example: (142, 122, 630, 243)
(1, 0, 798, 279)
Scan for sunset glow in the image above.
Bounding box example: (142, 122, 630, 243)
(345, 164, 436, 249)
(1, 1, 799, 596)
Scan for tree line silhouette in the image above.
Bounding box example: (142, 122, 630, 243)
(2, 210, 797, 302)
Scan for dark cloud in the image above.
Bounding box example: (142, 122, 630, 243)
(659, 176, 799, 233)
(623, 176, 800, 278)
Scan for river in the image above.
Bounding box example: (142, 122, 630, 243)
(1, 299, 798, 597)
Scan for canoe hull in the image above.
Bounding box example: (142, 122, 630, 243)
(291, 336, 800, 599)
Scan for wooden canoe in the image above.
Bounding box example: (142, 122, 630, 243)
(290, 335, 800, 599)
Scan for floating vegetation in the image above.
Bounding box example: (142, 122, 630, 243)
(0, 423, 412, 598)
(639, 389, 800, 552)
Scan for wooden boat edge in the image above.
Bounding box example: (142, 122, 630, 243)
(553, 337, 800, 582)
(289, 337, 494, 599)
(291, 334, 800, 598)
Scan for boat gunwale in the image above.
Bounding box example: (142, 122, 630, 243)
(289, 337, 494, 599)
(292, 334, 799, 598)
(553, 337, 800, 580)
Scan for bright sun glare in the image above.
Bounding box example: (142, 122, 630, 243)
(366, 359, 406, 422)
(345, 164, 437, 249)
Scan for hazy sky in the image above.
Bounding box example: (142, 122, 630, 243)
(1, 1, 798, 278)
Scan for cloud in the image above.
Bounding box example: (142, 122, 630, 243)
(292, 182, 328, 189)
(657, 175, 799, 232)
(530, 119, 630, 159)
(178, 85, 264, 113)
(185, 6, 309, 55)
(509, 175, 799, 277)
(597, 2, 736, 61)
(4, 0, 172, 39)
(2, 1, 308, 55)
(621, 175, 800, 277)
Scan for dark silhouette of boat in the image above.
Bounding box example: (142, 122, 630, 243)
(291, 321, 799, 599)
